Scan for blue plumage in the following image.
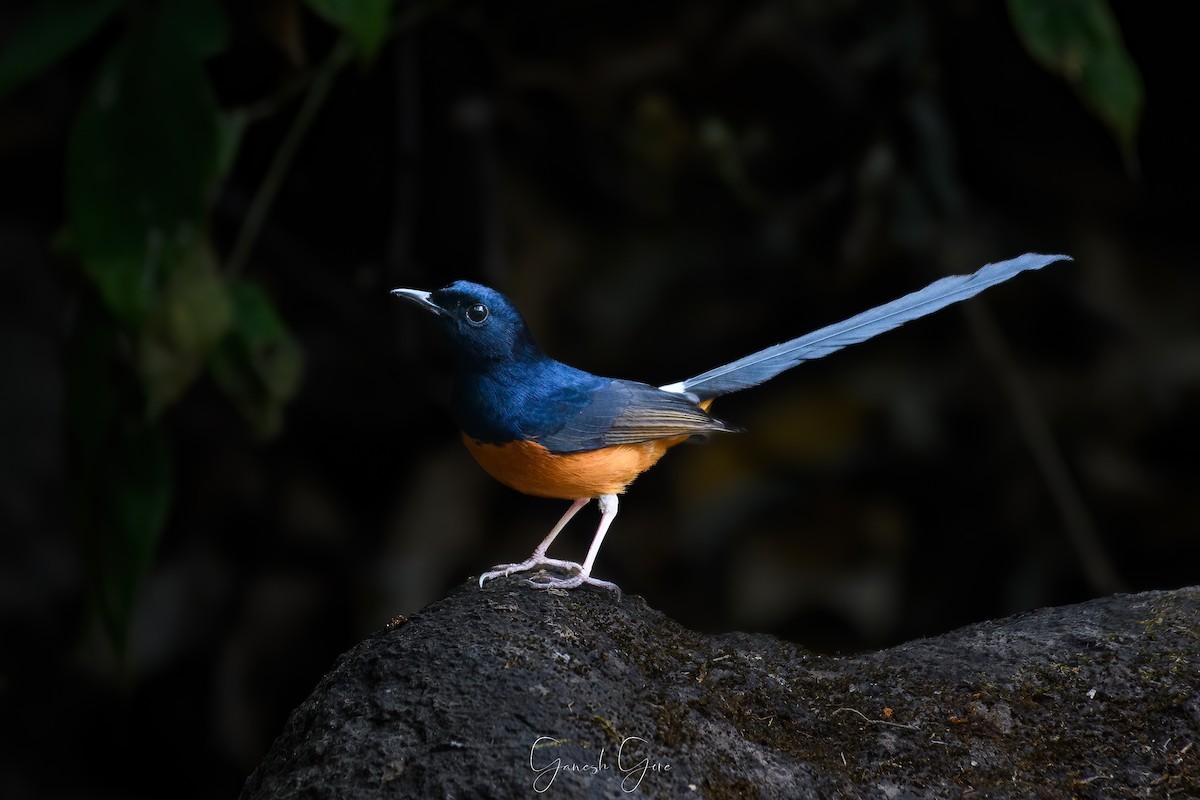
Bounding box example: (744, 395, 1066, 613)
(662, 253, 1071, 400)
(451, 357, 607, 445)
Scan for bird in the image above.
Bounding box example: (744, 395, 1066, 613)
(393, 252, 1069, 592)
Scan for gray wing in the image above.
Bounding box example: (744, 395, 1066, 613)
(537, 379, 736, 454)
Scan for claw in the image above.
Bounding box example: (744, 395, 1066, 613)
(478, 557, 581, 588)
(526, 572, 622, 594)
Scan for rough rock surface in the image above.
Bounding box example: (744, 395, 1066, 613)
(243, 581, 1199, 799)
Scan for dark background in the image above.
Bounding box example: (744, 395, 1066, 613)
(2, 1, 1196, 797)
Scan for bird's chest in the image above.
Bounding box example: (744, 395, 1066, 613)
(452, 368, 592, 444)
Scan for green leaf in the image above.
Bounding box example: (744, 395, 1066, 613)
(1009, 0, 1143, 160)
(95, 418, 172, 653)
(303, 0, 394, 61)
(215, 109, 248, 180)
(57, 0, 228, 658)
(138, 239, 232, 417)
(209, 281, 304, 438)
(66, 0, 227, 327)
(1080, 46, 1143, 151)
(67, 297, 173, 654)
(168, 0, 229, 59)
(0, 0, 123, 98)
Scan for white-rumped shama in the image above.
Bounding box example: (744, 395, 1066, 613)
(393, 252, 1069, 592)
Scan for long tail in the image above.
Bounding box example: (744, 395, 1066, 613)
(660, 252, 1070, 400)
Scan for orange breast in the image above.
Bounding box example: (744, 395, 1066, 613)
(461, 434, 692, 499)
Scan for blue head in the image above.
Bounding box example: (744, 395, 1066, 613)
(392, 280, 542, 369)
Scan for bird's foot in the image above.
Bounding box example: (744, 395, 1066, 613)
(478, 556, 581, 588)
(526, 569, 621, 594)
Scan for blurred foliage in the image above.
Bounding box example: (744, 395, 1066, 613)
(1009, 0, 1143, 166)
(209, 280, 306, 438)
(3, 0, 398, 650)
(305, 0, 393, 61)
(63, 297, 171, 656)
(0, 0, 123, 98)
(67, 0, 226, 328)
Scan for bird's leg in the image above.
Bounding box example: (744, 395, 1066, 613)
(526, 494, 621, 593)
(478, 498, 590, 587)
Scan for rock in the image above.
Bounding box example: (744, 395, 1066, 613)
(242, 581, 1199, 799)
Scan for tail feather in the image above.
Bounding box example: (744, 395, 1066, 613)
(661, 252, 1070, 400)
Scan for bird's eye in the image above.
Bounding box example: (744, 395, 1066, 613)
(465, 303, 489, 324)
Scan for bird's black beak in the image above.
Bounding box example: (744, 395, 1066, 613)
(391, 287, 447, 316)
